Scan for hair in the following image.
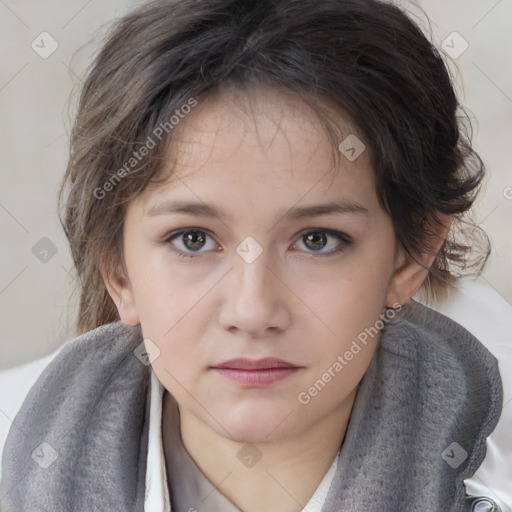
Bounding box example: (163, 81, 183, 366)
(58, 0, 490, 336)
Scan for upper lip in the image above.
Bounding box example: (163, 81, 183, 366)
(213, 358, 300, 370)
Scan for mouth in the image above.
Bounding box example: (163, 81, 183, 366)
(211, 358, 302, 387)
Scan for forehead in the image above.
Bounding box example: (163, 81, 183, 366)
(137, 86, 377, 215)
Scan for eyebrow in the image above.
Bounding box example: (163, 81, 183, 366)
(146, 200, 369, 222)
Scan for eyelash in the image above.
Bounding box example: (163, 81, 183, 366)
(162, 228, 352, 259)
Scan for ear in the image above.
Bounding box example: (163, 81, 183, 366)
(100, 261, 140, 326)
(385, 212, 453, 307)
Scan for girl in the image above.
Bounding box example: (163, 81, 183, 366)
(1, 0, 509, 510)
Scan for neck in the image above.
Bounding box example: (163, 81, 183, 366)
(167, 389, 356, 512)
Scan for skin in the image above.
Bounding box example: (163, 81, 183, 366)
(103, 86, 451, 512)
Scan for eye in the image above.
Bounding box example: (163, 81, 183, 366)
(292, 229, 352, 256)
(162, 227, 352, 259)
(163, 229, 219, 258)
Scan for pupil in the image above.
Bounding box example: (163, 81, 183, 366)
(184, 231, 205, 251)
(305, 232, 326, 251)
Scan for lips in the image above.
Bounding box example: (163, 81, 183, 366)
(213, 357, 299, 370)
(212, 358, 301, 387)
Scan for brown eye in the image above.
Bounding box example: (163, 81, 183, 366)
(182, 230, 207, 251)
(303, 232, 328, 251)
(293, 229, 352, 256)
(163, 229, 219, 258)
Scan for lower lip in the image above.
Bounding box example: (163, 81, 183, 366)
(213, 367, 299, 387)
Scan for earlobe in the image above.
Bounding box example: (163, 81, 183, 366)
(101, 263, 141, 326)
(385, 213, 453, 307)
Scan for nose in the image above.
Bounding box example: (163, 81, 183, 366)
(218, 248, 291, 338)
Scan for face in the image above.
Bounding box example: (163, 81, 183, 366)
(107, 87, 409, 444)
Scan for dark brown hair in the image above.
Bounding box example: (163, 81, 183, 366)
(58, 0, 489, 336)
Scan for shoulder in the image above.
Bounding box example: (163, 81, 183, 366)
(0, 348, 63, 482)
(416, 277, 512, 510)
(0, 320, 142, 482)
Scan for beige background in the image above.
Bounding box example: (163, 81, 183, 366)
(1, 0, 511, 370)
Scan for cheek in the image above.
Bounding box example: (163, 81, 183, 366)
(316, 249, 394, 327)
(309, 240, 395, 363)
(148, 330, 206, 406)
(130, 256, 196, 327)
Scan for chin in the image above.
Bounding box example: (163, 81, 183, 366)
(211, 404, 305, 445)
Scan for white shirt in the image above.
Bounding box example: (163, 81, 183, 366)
(144, 368, 339, 512)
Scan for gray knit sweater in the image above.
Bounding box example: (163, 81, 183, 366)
(0, 299, 503, 511)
